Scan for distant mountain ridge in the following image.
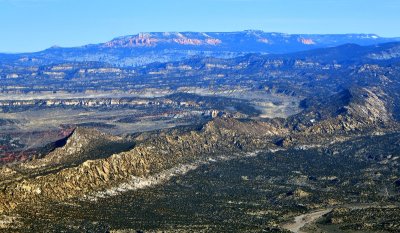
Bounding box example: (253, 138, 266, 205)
(1, 30, 400, 67)
(101, 31, 396, 50)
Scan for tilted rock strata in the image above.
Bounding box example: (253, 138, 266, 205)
(0, 118, 286, 213)
(0, 87, 396, 213)
(18, 127, 124, 170)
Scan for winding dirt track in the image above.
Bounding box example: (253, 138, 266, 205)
(282, 204, 379, 233)
(282, 209, 332, 233)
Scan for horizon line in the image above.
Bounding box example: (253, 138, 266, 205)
(1, 30, 400, 54)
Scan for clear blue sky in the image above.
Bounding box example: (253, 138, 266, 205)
(1, 0, 399, 52)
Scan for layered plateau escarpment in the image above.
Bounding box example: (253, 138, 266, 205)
(2, 31, 399, 67)
(0, 86, 398, 214)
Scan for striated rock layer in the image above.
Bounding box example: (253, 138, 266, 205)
(0, 118, 286, 213)
(0, 87, 398, 214)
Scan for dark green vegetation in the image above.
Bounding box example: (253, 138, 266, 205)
(0, 41, 399, 98)
(6, 133, 399, 232)
(0, 92, 267, 163)
(316, 207, 400, 232)
(1, 37, 400, 232)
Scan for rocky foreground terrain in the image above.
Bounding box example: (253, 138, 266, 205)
(0, 38, 400, 232)
(0, 85, 399, 232)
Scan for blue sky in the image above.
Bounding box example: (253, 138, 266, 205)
(1, 0, 399, 52)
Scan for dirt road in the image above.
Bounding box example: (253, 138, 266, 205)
(282, 209, 332, 233)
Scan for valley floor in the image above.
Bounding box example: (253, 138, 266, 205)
(2, 133, 399, 232)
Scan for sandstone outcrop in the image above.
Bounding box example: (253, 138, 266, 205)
(0, 118, 286, 213)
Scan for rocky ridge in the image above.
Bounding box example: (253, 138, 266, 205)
(18, 128, 128, 170)
(0, 117, 286, 213)
(0, 85, 398, 214)
(0, 128, 133, 188)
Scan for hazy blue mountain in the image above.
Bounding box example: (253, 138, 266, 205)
(1, 30, 400, 67)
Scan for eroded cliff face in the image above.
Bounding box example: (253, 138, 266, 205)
(306, 89, 391, 134)
(273, 88, 398, 148)
(0, 118, 286, 213)
(0, 87, 397, 214)
(287, 88, 394, 134)
(0, 128, 134, 191)
(17, 127, 129, 171)
(101, 32, 226, 48)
